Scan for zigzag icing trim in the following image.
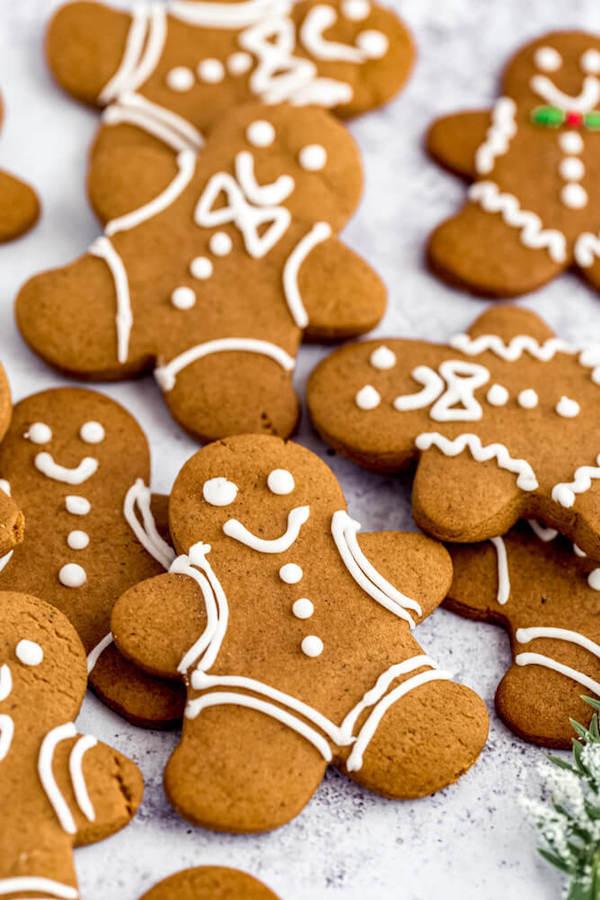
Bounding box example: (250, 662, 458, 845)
(415, 432, 539, 491)
(475, 97, 517, 175)
(575, 231, 600, 268)
(552, 455, 600, 508)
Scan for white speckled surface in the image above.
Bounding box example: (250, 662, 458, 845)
(2, 1, 599, 897)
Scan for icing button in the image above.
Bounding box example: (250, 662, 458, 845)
(67, 530, 90, 550)
(292, 598, 314, 619)
(171, 286, 197, 310)
(210, 232, 233, 256)
(246, 120, 275, 148)
(517, 388, 538, 409)
(559, 131, 583, 154)
(487, 384, 509, 406)
(301, 635, 323, 657)
(555, 396, 580, 418)
(279, 563, 303, 584)
(59, 563, 87, 588)
(561, 183, 588, 209)
(166, 66, 195, 91)
(197, 58, 225, 83)
(227, 51, 252, 75)
(190, 256, 213, 280)
(65, 496, 91, 516)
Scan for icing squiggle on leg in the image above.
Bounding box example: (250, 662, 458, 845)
(415, 432, 539, 491)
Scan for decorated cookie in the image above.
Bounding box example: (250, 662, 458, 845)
(0, 387, 184, 727)
(139, 867, 280, 900)
(447, 519, 600, 748)
(0, 591, 144, 898)
(47, 0, 413, 219)
(0, 364, 23, 557)
(17, 104, 386, 443)
(111, 434, 488, 833)
(308, 305, 600, 557)
(427, 31, 600, 298)
(0, 93, 40, 243)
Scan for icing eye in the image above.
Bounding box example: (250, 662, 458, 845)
(203, 477, 239, 507)
(246, 120, 275, 148)
(356, 30, 388, 59)
(534, 46, 562, 72)
(25, 423, 52, 444)
(581, 49, 600, 74)
(79, 421, 105, 444)
(267, 469, 295, 495)
(369, 346, 396, 370)
(16, 639, 43, 666)
(298, 144, 327, 171)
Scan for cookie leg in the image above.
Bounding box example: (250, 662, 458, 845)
(428, 202, 567, 297)
(156, 350, 300, 443)
(164, 706, 328, 832)
(0, 170, 40, 242)
(342, 680, 488, 798)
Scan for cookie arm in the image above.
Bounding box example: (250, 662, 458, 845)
(357, 532, 453, 624)
(294, 235, 387, 341)
(427, 110, 492, 179)
(111, 572, 208, 678)
(0, 170, 40, 242)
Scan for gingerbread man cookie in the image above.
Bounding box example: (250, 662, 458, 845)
(447, 519, 600, 748)
(0, 388, 184, 727)
(47, 0, 413, 220)
(0, 591, 144, 899)
(17, 103, 386, 442)
(0, 93, 40, 243)
(427, 32, 600, 298)
(0, 364, 23, 557)
(139, 867, 280, 900)
(308, 306, 600, 557)
(111, 434, 488, 833)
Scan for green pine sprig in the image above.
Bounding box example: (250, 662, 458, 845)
(523, 697, 600, 900)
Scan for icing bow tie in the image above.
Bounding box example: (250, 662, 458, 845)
(532, 105, 600, 129)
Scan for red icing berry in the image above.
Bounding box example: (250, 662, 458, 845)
(566, 111, 583, 127)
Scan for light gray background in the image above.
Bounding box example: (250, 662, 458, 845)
(2, 1, 598, 897)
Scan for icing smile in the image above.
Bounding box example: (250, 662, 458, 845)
(530, 73, 600, 112)
(223, 505, 310, 552)
(34, 452, 99, 485)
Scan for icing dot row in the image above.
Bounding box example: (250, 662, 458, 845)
(166, 52, 253, 92)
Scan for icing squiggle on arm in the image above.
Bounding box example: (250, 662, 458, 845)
(89, 236, 133, 365)
(99, 3, 167, 103)
(103, 92, 204, 152)
(475, 97, 517, 175)
(489, 536, 510, 605)
(38, 723, 78, 834)
(282, 222, 332, 328)
(86, 633, 114, 675)
(124, 479, 176, 569)
(552, 454, 600, 507)
(415, 432, 539, 491)
(69, 735, 98, 823)
(515, 626, 600, 696)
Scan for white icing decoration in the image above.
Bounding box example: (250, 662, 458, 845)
(518, 388, 538, 409)
(475, 97, 517, 176)
(168, 0, 283, 28)
(59, 564, 87, 589)
(38, 722, 78, 833)
(552, 455, 600, 507)
(69, 735, 98, 823)
(0, 877, 78, 899)
(235, 151, 294, 206)
(155, 338, 295, 392)
(355, 385, 380, 410)
(559, 157, 584, 181)
(489, 536, 510, 605)
(65, 495, 91, 516)
(190, 256, 213, 279)
(0, 713, 13, 763)
(292, 598, 314, 619)
(370, 346, 396, 370)
(575, 232, 600, 267)
(429, 361, 489, 422)
(0, 551, 12, 575)
(468, 181, 567, 263)
(561, 183, 588, 209)
(301, 635, 323, 657)
(35, 452, 98, 485)
(197, 58, 225, 83)
(166, 66, 195, 91)
(283, 222, 332, 328)
(25, 422, 52, 444)
(515, 626, 600, 696)
(530, 73, 600, 113)
(246, 119, 276, 147)
(103, 91, 204, 152)
(560, 131, 584, 154)
(393, 366, 444, 412)
(267, 468, 295, 495)
(0, 479, 9, 496)
(123, 479, 176, 570)
(588, 569, 600, 591)
(89, 236, 133, 365)
(227, 51, 253, 75)
(556, 396, 580, 418)
(99, 3, 167, 103)
(0, 665, 11, 702)
(171, 286, 196, 309)
(86, 633, 114, 675)
(574, 543, 587, 557)
(298, 144, 327, 171)
(105, 149, 196, 237)
(487, 384, 509, 406)
(355, 29, 388, 59)
(581, 49, 600, 75)
(279, 563, 303, 583)
(16, 639, 43, 666)
(300, 4, 364, 63)
(527, 519, 558, 542)
(534, 46, 562, 72)
(79, 421, 105, 444)
(224, 505, 309, 552)
(203, 477, 239, 507)
(415, 432, 539, 491)
(342, 0, 370, 20)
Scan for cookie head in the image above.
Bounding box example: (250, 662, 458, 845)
(169, 433, 345, 554)
(503, 31, 600, 112)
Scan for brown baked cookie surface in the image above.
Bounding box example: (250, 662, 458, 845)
(427, 32, 600, 298)
(47, 0, 413, 211)
(308, 305, 600, 557)
(0, 591, 144, 898)
(0, 364, 24, 557)
(139, 866, 280, 900)
(447, 519, 600, 748)
(0, 388, 184, 727)
(111, 434, 488, 833)
(17, 103, 385, 442)
(0, 94, 40, 243)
